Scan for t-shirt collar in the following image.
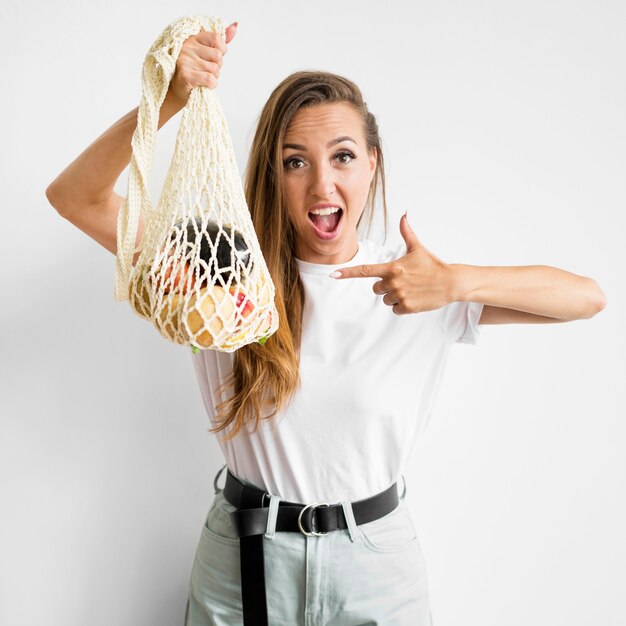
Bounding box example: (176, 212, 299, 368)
(295, 239, 365, 275)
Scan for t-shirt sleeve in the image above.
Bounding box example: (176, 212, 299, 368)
(436, 301, 484, 345)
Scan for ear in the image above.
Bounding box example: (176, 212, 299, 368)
(369, 146, 377, 171)
(368, 146, 377, 181)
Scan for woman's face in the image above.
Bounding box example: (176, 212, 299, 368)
(282, 102, 377, 265)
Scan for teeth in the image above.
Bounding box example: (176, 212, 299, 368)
(309, 206, 341, 216)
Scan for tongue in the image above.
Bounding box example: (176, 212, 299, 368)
(309, 211, 340, 232)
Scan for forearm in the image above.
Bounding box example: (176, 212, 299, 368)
(450, 263, 607, 321)
(46, 91, 185, 212)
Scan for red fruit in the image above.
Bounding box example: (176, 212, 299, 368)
(229, 286, 255, 318)
(160, 256, 196, 294)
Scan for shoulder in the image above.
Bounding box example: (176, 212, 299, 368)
(361, 240, 484, 345)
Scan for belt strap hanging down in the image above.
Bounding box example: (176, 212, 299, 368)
(220, 468, 400, 625)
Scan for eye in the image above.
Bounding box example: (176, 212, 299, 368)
(282, 150, 357, 170)
(283, 156, 304, 170)
(336, 150, 356, 164)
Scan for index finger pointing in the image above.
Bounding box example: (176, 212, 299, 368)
(329, 263, 389, 279)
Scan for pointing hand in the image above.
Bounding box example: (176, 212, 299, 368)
(330, 213, 456, 316)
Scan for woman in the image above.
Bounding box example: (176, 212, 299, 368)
(45, 21, 606, 626)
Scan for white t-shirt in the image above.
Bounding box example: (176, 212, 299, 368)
(191, 237, 484, 503)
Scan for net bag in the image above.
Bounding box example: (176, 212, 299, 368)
(114, 14, 279, 353)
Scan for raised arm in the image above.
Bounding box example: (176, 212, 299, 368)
(45, 22, 238, 266)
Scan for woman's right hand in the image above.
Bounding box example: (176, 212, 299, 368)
(167, 21, 238, 106)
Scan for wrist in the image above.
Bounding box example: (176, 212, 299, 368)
(448, 263, 474, 302)
(158, 90, 185, 129)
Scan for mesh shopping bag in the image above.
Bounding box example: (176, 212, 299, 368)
(114, 15, 278, 353)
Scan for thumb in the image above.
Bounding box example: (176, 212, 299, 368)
(400, 211, 420, 252)
(225, 21, 238, 44)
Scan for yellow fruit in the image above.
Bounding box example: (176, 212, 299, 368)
(222, 328, 248, 348)
(222, 306, 274, 349)
(252, 272, 272, 308)
(186, 285, 236, 348)
(158, 293, 188, 344)
(129, 270, 152, 320)
(253, 275, 274, 337)
(260, 310, 273, 334)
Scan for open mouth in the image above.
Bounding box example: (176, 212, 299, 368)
(307, 208, 343, 235)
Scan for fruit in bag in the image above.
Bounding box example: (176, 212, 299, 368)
(115, 16, 278, 353)
(186, 284, 236, 348)
(129, 270, 152, 320)
(169, 216, 253, 286)
(157, 292, 188, 344)
(157, 256, 197, 295)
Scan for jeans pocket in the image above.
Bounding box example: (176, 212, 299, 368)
(358, 499, 421, 554)
(190, 494, 244, 615)
(201, 491, 241, 547)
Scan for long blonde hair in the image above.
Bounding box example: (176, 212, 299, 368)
(210, 70, 390, 441)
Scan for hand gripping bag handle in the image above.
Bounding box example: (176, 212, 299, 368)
(114, 15, 278, 352)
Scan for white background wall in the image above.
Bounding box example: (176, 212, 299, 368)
(1, 1, 624, 625)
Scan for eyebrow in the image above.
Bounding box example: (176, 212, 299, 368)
(282, 136, 357, 150)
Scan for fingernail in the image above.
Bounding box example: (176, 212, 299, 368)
(233, 21, 239, 27)
(329, 270, 342, 278)
(403, 210, 408, 220)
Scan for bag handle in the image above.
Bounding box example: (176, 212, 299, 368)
(114, 15, 226, 301)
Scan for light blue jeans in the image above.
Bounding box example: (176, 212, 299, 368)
(184, 466, 434, 625)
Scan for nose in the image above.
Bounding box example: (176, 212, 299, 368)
(308, 161, 337, 199)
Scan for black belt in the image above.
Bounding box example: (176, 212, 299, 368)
(219, 465, 401, 626)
